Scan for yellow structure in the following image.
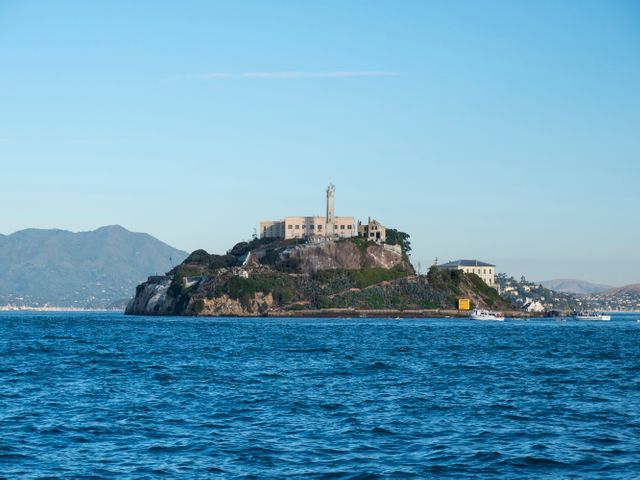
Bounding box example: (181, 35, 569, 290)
(457, 298, 471, 310)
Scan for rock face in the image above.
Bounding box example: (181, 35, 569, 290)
(199, 292, 274, 316)
(282, 241, 404, 273)
(126, 276, 176, 315)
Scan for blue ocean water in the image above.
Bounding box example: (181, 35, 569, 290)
(1, 312, 640, 479)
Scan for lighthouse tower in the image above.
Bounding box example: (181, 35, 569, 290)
(325, 183, 335, 238)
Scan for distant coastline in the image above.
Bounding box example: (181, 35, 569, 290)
(0, 306, 118, 312)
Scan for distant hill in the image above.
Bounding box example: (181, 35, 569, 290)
(601, 284, 640, 297)
(582, 284, 640, 311)
(540, 278, 612, 295)
(0, 226, 188, 308)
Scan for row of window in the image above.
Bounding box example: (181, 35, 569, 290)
(287, 224, 353, 230)
(467, 268, 493, 275)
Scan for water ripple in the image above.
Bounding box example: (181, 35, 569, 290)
(1, 312, 639, 478)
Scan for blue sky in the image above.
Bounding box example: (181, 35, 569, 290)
(1, 0, 639, 285)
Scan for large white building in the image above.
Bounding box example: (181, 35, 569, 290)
(260, 184, 356, 240)
(437, 259, 496, 287)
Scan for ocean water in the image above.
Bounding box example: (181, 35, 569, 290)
(1, 312, 640, 479)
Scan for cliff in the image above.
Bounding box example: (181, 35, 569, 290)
(126, 237, 510, 316)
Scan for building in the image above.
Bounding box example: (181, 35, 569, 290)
(260, 184, 356, 240)
(437, 259, 496, 287)
(357, 217, 386, 243)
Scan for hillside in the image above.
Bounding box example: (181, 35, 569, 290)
(0, 226, 188, 308)
(126, 237, 510, 316)
(582, 284, 640, 311)
(602, 284, 640, 296)
(498, 275, 640, 312)
(540, 278, 612, 295)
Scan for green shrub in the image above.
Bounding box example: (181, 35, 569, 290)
(228, 242, 250, 257)
(217, 273, 296, 306)
(347, 267, 408, 289)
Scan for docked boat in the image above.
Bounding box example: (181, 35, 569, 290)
(573, 311, 611, 321)
(470, 308, 505, 321)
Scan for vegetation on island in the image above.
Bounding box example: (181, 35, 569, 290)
(385, 229, 412, 255)
(128, 230, 515, 316)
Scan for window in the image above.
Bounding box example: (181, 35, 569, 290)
(287, 225, 292, 229)
(318, 225, 322, 230)
(347, 225, 352, 230)
(340, 225, 345, 230)
(295, 225, 300, 229)
(310, 225, 314, 229)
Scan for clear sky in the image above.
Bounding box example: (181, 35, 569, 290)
(1, 1, 639, 285)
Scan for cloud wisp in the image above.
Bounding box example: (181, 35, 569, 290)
(199, 71, 400, 80)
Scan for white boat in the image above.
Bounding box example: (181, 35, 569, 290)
(470, 308, 505, 321)
(573, 311, 611, 321)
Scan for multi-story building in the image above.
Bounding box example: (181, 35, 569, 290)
(357, 218, 386, 243)
(260, 215, 356, 240)
(437, 259, 496, 287)
(260, 184, 356, 240)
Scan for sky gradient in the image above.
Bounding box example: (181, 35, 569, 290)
(1, 1, 639, 285)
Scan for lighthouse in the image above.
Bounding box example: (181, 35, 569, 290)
(325, 183, 335, 238)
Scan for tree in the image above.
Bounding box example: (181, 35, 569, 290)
(385, 229, 412, 255)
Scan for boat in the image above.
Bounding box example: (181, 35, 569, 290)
(573, 311, 611, 321)
(470, 309, 505, 321)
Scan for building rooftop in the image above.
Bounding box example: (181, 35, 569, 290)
(438, 259, 495, 268)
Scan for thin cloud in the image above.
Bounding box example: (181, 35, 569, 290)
(199, 71, 400, 80)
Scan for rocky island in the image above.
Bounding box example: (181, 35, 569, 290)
(126, 184, 513, 317)
(125, 235, 511, 317)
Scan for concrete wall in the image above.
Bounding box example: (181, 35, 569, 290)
(260, 216, 356, 239)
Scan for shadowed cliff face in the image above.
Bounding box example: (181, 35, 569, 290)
(126, 276, 177, 315)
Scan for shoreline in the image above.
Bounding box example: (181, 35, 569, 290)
(267, 308, 534, 318)
(4, 307, 638, 317)
(0, 306, 119, 312)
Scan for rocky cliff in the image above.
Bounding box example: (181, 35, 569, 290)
(126, 237, 509, 316)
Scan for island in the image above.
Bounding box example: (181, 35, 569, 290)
(126, 184, 517, 317)
(125, 235, 514, 317)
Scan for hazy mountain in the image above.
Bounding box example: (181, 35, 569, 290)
(0, 225, 188, 308)
(540, 278, 613, 295)
(601, 284, 640, 297)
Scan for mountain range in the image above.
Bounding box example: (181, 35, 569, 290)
(0, 226, 188, 308)
(539, 278, 613, 295)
